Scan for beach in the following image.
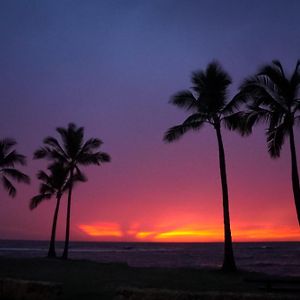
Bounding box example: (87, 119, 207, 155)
(0, 256, 299, 300)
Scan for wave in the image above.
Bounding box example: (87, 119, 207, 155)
(0, 247, 46, 252)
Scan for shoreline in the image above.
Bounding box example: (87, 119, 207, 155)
(1, 240, 300, 278)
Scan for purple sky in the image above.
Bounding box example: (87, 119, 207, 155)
(0, 0, 300, 241)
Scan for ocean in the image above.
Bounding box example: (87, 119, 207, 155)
(0, 240, 299, 277)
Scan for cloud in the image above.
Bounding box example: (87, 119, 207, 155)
(78, 220, 300, 242)
(78, 222, 122, 237)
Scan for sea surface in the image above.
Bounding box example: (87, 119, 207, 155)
(0, 240, 299, 277)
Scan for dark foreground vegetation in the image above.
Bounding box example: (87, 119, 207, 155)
(0, 257, 299, 300)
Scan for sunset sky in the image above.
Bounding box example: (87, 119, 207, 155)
(0, 0, 300, 242)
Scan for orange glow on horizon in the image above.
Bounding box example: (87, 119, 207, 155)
(79, 222, 122, 237)
(155, 229, 221, 240)
(135, 231, 156, 238)
(78, 221, 300, 242)
(232, 227, 300, 241)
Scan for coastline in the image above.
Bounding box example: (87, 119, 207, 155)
(1, 240, 300, 277)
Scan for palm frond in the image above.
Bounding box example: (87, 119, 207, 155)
(62, 166, 86, 191)
(1, 176, 16, 197)
(71, 167, 87, 189)
(170, 90, 198, 111)
(221, 95, 246, 115)
(292, 99, 300, 113)
(77, 152, 110, 165)
(57, 123, 84, 158)
(240, 76, 288, 111)
(48, 162, 69, 176)
(2, 168, 30, 184)
(164, 120, 205, 142)
(290, 60, 300, 98)
(40, 182, 55, 195)
(268, 109, 284, 130)
(258, 60, 287, 87)
(74, 166, 87, 182)
(34, 146, 67, 163)
(0, 139, 29, 197)
(96, 152, 111, 163)
(43, 137, 67, 157)
(0, 150, 26, 167)
(184, 112, 209, 123)
(29, 193, 52, 210)
(245, 106, 271, 127)
(0, 139, 16, 153)
(192, 61, 231, 93)
(223, 112, 250, 136)
(272, 60, 286, 78)
(191, 62, 231, 112)
(225, 106, 271, 136)
(34, 147, 51, 159)
(81, 138, 103, 153)
(267, 122, 289, 158)
(37, 170, 50, 181)
(56, 127, 68, 145)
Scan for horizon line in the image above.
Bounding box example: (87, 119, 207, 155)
(1, 238, 299, 244)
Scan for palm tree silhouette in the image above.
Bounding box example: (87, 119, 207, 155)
(34, 123, 111, 259)
(164, 62, 237, 272)
(30, 163, 86, 257)
(231, 60, 300, 226)
(0, 138, 30, 197)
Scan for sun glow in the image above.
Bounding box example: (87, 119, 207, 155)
(78, 221, 300, 242)
(78, 222, 122, 237)
(135, 231, 156, 238)
(233, 227, 300, 241)
(155, 229, 221, 239)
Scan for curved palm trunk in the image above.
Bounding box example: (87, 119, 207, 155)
(48, 193, 62, 258)
(289, 127, 300, 226)
(62, 168, 74, 259)
(215, 125, 237, 272)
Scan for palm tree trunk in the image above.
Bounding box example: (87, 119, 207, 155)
(62, 168, 74, 259)
(215, 125, 237, 272)
(48, 193, 62, 258)
(289, 126, 300, 226)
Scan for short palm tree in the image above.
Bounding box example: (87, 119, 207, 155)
(30, 163, 85, 257)
(34, 123, 111, 259)
(231, 60, 300, 226)
(0, 138, 30, 197)
(164, 62, 237, 272)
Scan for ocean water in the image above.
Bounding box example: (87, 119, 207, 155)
(0, 240, 299, 277)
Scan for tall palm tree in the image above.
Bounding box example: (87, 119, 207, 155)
(231, 60, 300, 226)
(0, 138, 30, 197)
(164, 62, 237, 272)
(30, 163, 85, 257)
(34, 123, 111, 259)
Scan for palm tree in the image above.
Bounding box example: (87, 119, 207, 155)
(231, 60, 300, 226)
(164, 62, 237, 272)
(30, 163, 85, 257)
(34, 123, 111, 259)
(0, 138, 30, 197)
